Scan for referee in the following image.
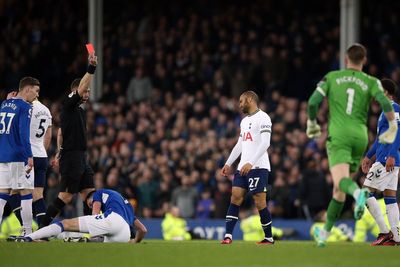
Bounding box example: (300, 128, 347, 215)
(41, 54, 97, 227)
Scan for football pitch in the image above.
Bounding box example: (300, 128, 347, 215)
(0, 240, 398, 267)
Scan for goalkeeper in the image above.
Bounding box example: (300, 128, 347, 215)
(306, 43, 397, 247)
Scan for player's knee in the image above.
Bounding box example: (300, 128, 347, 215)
(230, 195, 243, 205)
(32, 188, 43, 201)
(59, 192, 73, 204)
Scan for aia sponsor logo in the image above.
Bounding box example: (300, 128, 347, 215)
(242, 132, 253, 141)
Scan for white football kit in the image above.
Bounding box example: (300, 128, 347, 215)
(226, 109, 272, 171)
(30, 100, 52, 157)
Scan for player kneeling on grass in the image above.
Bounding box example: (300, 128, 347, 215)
(11, 189, 147, 243)
(361, 79, 400, 246)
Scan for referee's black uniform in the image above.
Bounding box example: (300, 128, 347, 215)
(59, 90, 94, 193)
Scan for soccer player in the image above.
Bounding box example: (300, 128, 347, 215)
(40, 54, 97, 227)
(307, 44, 398, 247)
(220, 91, 274, 245)
(30, 98, 52, 225)
(7, 96, 52, 227)
(0, 77, 40, 235)
(14, 189, 147, 243)
(361, 78, 400, 246)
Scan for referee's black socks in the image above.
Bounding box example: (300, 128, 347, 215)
(40, 197, 66, 228)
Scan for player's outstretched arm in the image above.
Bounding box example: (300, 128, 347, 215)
(92, 201, 101, 215)
(130, 219, 147, 243)
(77, 54, 97, 97)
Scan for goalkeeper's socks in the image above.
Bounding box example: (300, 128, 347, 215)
(224, 203, 240, 237)
(8, 193, 23, 225)
(366, 194, 389, 234)
(21, 194, 33, 235)
(385, 197, 400, 242)
(259, 207, 273, 239)
(0, 193, 10, 226)
(325, 198, 344, 232)
(33, 198, 47, 226)
(28, 221, 64, 240)
(338, 178, 359, 199)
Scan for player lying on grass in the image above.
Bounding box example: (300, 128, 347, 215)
(361, 78, 400, 246)
(11, 189, 147, 243)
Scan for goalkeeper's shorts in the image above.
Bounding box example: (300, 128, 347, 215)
(326, 134, 368, 173)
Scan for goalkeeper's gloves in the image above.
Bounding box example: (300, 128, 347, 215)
(378, 119, 398, 144)
(306, 119, 321, 139)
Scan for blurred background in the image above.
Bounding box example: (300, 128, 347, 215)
(0, 0, 399, 240)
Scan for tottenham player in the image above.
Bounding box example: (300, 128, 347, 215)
(30, 98, 52, 225)
(361, 79, 400, 246)
(0, 77, 40, 235)
(14, 189, 147, 243)
(221, 91, 274, 245)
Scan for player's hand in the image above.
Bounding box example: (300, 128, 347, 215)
(6, 91, 17, 99)
(221, 165, 232, 177)
(51, 152, 60, 170)
(385, 156, 395, 172)
(26, 157, 33, 174)
(88, 54, 98, 66)
(306, 119, 321, 139)
(361, 157, 372, 174)
(240, 163, 253, 176)
(378, 119, 398, 144)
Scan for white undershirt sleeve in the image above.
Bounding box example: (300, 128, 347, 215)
(225, 136, 242, 166)
(248, 131, 271, 166)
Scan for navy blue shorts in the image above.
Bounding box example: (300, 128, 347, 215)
(34, 157, 48, 187)
(232, 169, 269, 194)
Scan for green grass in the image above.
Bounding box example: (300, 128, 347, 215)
(0, 240, 398, 267)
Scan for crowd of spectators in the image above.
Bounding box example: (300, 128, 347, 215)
(1, 0, 400, 220)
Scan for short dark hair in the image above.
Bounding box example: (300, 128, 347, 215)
(242, 90, 259, 104)
(19, 77, 40, 91)
(85, 190, 96, 203)
(381, 78, 398, 97)
(70, 78, 81, 90)
(346, 43, 367, 65)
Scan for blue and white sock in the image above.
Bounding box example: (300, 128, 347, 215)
(259, 207, 273, 241)
(366, 194, 389, 234)
(224, 203, 240, 239)
(0, 193, 10, 226)
(33, 198, 47, 225)
(21, 194, 33, 235)
(385, 197, 400, 242)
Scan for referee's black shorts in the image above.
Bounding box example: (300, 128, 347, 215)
(59, 151, 94, 194)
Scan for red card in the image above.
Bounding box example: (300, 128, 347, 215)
(86, 43, 95, 55)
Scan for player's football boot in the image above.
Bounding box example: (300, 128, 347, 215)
(354, 188, 370, 220)
(14, 236, 33, 242)
(381, 238, 400, 246)
(220, 237, 232, 244)
(371, 232, 393, 246)
(313, 225, 329, 247)
(6, 235, 18, 242)
(256, 238, 275, 245)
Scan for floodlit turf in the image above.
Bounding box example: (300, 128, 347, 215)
(0, 240, 399, 267)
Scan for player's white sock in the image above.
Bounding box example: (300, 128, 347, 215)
(27, 222, 64, 240)
(366, 196, 389, 234)
(385, 197, 400, 242)
(0, 195, 9, 225)
(21, 194, 33, 235)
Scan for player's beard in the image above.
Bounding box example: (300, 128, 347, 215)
(241, 104, 249, 114)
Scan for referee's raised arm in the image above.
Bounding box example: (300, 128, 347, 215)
(77, 54, 97, 96)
